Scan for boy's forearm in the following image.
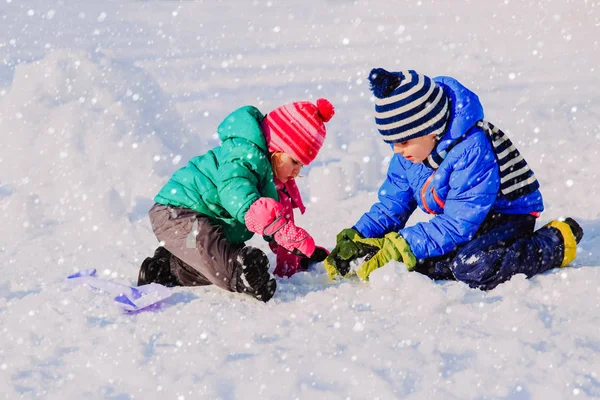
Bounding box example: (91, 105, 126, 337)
(353, 202, 410, 238)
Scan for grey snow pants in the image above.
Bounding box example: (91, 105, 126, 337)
(148, 203, 243, 291)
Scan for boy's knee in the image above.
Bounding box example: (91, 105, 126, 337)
(450, 256, 481, 285)
(450, 248, 505, 288)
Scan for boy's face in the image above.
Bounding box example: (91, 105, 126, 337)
(393, 134, 437, 163)
(271, 152, 303, 183)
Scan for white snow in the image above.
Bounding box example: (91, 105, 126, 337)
(1, 1, 599, 399)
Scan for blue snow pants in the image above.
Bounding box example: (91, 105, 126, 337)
(412, 213, 565, 290)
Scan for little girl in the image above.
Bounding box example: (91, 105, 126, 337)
(138, 99, 334, 301)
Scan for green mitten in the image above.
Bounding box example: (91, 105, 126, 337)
(323, 228, 363, 279)
(354, 232, 416, 281)
(336, 228, 363, 260)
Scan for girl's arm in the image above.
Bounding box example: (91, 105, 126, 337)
(216, 155, 265, 224)
(216, 137, 277, 224)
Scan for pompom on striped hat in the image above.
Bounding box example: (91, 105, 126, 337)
(369, 68, 449, 143)
(262, 98, 335, 166)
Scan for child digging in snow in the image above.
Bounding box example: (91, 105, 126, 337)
(138, 99, 334, 301)
(324, 69, 583, 290)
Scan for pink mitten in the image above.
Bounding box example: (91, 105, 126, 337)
(245, 198, 315, 257)
(272, 221, 315, 257)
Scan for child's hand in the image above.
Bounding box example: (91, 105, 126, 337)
(272, 222, 316, 258)
(353, 232, 417, 280)
(245, 197, 316, 257)
(335, 228, 364, 261)
(299, 246, 329, 270)
(324, 228, 366, 279)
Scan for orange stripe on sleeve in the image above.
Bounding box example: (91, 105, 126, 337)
(420, 174, 438, 215)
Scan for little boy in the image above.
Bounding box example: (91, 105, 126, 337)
(324, 68, 583, 290)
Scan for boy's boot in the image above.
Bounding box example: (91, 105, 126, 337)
(545, 217, 583, 267)
(235, 246, 276, 302)
(138, 246, 180, 287)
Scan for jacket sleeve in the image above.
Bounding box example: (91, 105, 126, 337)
(400, 145, 500, 260)
(216, 148, 268, 224)
(353, 155, 417, 238)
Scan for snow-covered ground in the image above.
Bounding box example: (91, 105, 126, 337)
(1, 1, 599, 399)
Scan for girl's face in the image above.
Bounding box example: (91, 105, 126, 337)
(393, 134, 437, 163)
(271, 152, 303, 183)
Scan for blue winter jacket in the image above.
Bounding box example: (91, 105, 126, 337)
(353, 77, 544, 260)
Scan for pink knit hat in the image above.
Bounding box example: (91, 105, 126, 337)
(262, 98, 335, 165)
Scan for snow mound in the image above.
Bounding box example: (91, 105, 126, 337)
(0, 50, 187, 245)
(307, 150, 382, 202)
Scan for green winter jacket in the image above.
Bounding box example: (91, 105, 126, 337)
(154, 106, 279, 243)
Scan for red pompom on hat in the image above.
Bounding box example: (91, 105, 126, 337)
(316, 98, 335, 122)
(262, 98, 335, 166)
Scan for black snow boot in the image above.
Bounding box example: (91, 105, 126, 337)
(235, 246, 276, 302)
(564, 217, 584, 244)
(138, 246, 179, 287)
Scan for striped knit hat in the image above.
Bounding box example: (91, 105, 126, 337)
(262, 98, 334, 165)
(369, 68, 449, 143)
